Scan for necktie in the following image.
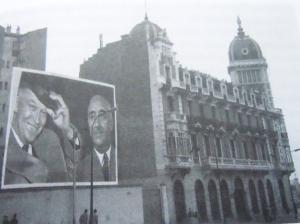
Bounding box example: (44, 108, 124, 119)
(22, 144, 29, 153)
(103, 152, 109, 181)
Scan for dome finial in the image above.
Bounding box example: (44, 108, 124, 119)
(144, 0, 148, 21)
(237, 16, 245, 37)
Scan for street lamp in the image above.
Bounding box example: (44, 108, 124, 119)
(89, 113, 101, 224)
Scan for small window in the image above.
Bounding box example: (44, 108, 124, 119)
(211, 106, 217, 120)
(190, 75, 196, 85)
(2, 103, 5, 112)
(216, 137, 222, 157)
(0, 127, 3, 136)
(225, 110, 230, 123)
(247, 114, 251, 127)
(167, 96, 174, 112)
(4, 82, 8, 90)
(6, 60, 10, 68)
(199, 104, 204, 117)
(202, 77, 207, 88)
(256, 116, 260, 128)
(230, 139, 236, 159)
(243, 141, 249, 159)
(204, 135, 210, 156)
(188, 100, 193, 116)
(252, 142, 258, 160)
(0, 82, 2, 91)
(238, 113, 243, 125)
(165, 66, 171, 79)
(179, 68, 184, 82)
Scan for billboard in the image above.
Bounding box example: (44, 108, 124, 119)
(1, 68, 117, 188)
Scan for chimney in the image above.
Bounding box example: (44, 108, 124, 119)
(99, 34, 103, 49)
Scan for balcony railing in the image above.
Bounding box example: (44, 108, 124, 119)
(190, 85, 198, 93)
(165, 112, 187, 123)
(201, 156, 273, 171)
(165, 154, 192, 168)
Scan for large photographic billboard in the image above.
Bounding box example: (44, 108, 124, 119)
(1, 68, 117, 189)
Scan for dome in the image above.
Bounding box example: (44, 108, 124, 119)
(130, 15, 163, 40)
(130, 15, 172, 44)
(229, 17, 263, 62)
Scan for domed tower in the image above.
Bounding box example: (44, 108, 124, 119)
(228, 17, 274, 108)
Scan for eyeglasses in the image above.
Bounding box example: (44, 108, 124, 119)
(88, 107, 117, 121)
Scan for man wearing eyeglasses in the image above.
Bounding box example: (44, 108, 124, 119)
(77, 95, 116, 182)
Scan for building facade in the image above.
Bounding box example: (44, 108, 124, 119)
(0, 25, 47, 180)
(80, 17, 296, 223)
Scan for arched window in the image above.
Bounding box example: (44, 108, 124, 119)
(220, 180, 232, 219)
(173, 180, 186, 222)
(249, 180, 259, 214)
(208, 180, 221, 221)
(195, 180, 208, 221)
(278, 179, 290, 213)
(234, 178, 250, 221)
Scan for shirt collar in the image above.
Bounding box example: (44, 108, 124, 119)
(94, 145, 111, 166)
(12, 128, 24, 148)
(12, 128, 33, 155)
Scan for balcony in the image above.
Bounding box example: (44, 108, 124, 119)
(165, 154, 192, 168)
(190, 85, 198, 93)
(201, 156, 273, 171)
(276, 162, 295, 173)
(165, 112, 187, 123)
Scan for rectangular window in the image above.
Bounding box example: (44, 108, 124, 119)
(256, 116, 260, 128)
(261, 143, 266, 160)
(230, 139, 236, 158)
(167, 96, 174, 112)
(179, 68, 184, 82)
(0, 82, 2, 91)
(238, 71, 242, 83)
(2, 104, 5, 112)
(4, 82, 8, 90)
(6, 60, 10, 68)
(199, 104, 204, 117)
(188, 100, 193, 116)
(178, 95, 183, 114)
(190, 75, 196, 85)
(204, 135, 210, 156)
(196, 78, 201, 87)
(243, 73, 247, 83)
(216, 137, 222, 157)
(247, 114, 251, 127)
(0, 127, 3, 136)
(167, 132, 176, 156)
(252, 142, 258, 160)
(202, 77, 207, 88)
(243, 141, 249, 159)
(225, 110, 230, 123)
(211, 106, 217, 120)
(238, 112, 243, 126)
(165, 66, 171, 80)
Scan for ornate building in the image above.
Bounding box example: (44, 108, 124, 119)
(80, 16, 295, 223)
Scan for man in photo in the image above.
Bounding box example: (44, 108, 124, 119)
(4, 82, 79, 184)
(77, 95, 116, 182)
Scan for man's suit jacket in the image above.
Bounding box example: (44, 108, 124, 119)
(76, 146, 116, 182)
(5, 128, 69, 185)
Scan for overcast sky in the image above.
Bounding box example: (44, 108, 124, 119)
(1, 0, 300, 177)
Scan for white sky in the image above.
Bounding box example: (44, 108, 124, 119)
(1, 0, 300, 177)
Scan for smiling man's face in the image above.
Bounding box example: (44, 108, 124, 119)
(14, 88, 47, 144)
